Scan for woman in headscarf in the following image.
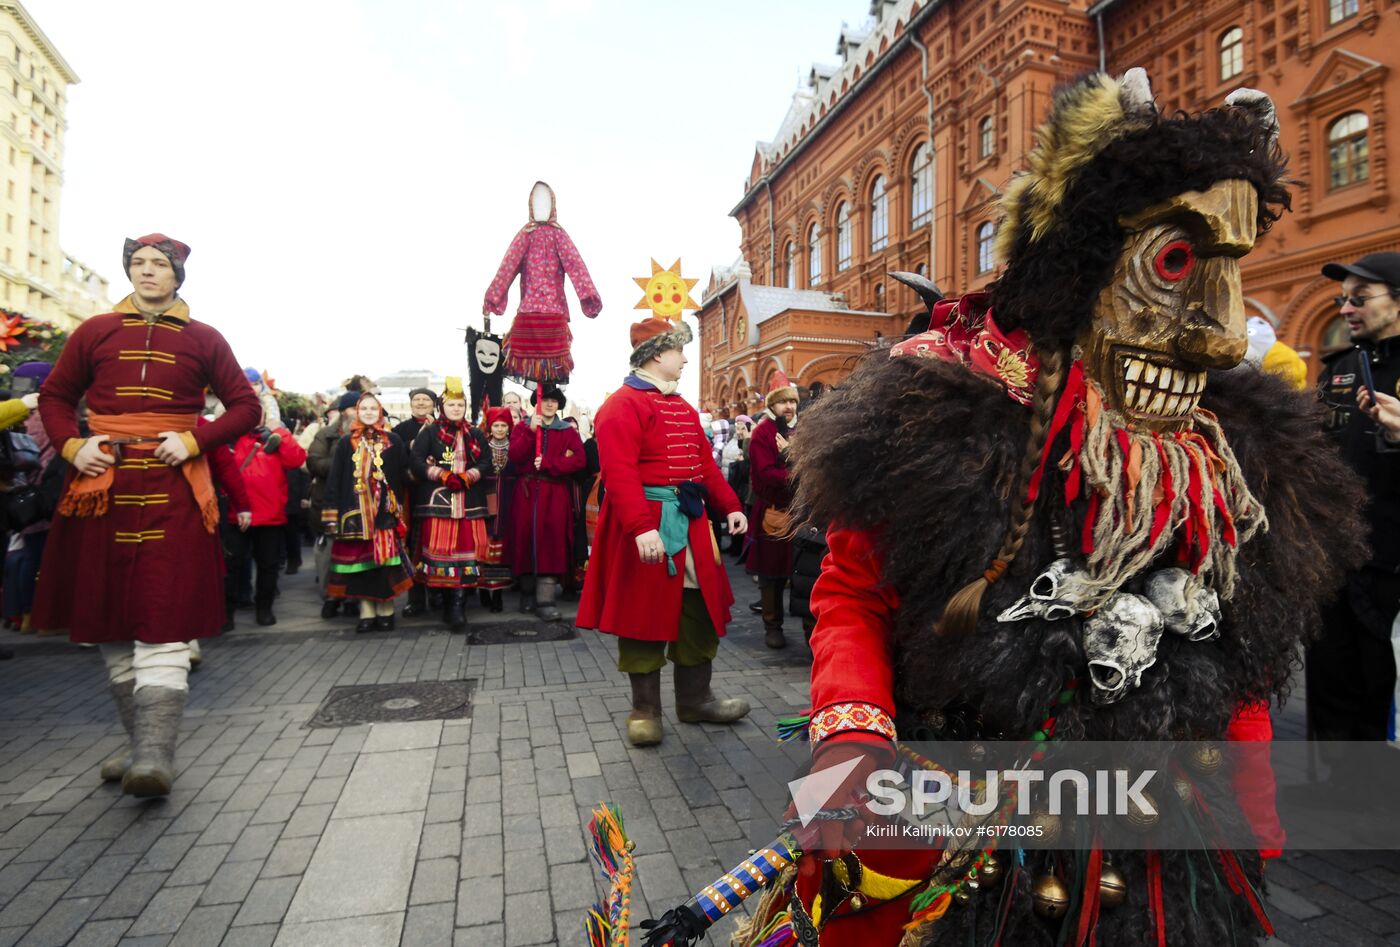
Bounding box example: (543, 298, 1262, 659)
(322, 393, 413, 632)
(409, 378, 492, 632)
(477, 404, 517, 612)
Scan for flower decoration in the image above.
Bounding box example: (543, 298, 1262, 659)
(0, 313, 28, 351)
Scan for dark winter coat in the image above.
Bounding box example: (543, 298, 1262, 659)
(409, 422, 491, 519)
(322, 430, 409, 540)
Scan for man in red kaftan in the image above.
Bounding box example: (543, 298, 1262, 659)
(34, 234, 260, 797)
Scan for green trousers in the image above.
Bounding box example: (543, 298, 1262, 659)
(617, 589, 718, 673)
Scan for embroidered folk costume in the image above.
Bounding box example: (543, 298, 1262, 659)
(34, 233, 261, 798)
(714, 74, 1367, 947)
(504, 386, 585, 619)
(322, 393, 414, 632)
(577, 317, 750, 747)
(482, 182, 602, 385)
(409, 378, 491, 632)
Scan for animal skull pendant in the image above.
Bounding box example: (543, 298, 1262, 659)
(1142, 568, 1222, 642)
(997, 558, 1098, 623)
(1082, 592, 1165, 705)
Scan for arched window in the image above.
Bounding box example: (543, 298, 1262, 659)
(870, 176, 889, 253)
(910, 142, 933, 227)
(1328, 112, 1369, 189)
(783, 242, 795, 288)
(1329, 0, 1358, 25)
(1219, 27, 1243, 81)
(873, 283, 886, 313)
(807, 222, 822, 286)
(836, 202, 852, 272)
(1320, 315, 1351, 357)
(976, 222, 995, 274)
(978, 116, 995, 159)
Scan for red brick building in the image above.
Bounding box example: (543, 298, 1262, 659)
(698, 0, 1399, 416)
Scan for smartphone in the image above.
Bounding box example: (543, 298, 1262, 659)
(1358, 345, 1377, 401)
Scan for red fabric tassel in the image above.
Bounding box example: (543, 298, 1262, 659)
(1148, 435, 1175, 547)
(1027, 361, 1085, 504)
(1082, 492, 1101, 555)
(1216, 851, 1275, 936)
(1182, 440, 1209, 572)
(1075, 847, 1103, 947)
(1147, 850, 1165, 947)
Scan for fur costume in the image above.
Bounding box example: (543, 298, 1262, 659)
(778, 70, 1367, 947)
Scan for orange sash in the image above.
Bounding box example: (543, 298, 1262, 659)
(57, 412, 219, 533)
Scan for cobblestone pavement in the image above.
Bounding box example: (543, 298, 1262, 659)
(1, 555, 1398, 946)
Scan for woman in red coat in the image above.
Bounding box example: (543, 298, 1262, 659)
(504, 386, 585, 620)
(747, 376, 800, 648)
(577, 318, 750, 746)
(224, 416, 306, 627)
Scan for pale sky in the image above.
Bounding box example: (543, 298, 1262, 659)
(28, 0, 867, 410)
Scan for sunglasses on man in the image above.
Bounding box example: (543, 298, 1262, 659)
(1335, 292, 1397, 308)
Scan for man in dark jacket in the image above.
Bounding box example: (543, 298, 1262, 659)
(393, 387, 437, 617)
(308, 392, 358, 618)
(1312, 251, 1400, 756)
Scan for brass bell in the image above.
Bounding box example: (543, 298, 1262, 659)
(953, 887, 973, 906)
(1032, 874, 1071, 919)
(979, 855, 1002, 884)
(965, 875, 980, 892)
(1173, 775, 1196, 807)
(1187, 742, 1224, 775)
(1124, 788, 1159, 832)
(1098, 864, 1127, 910)
(1030, 811, 1063, 846)
(849, 894, 865, 911)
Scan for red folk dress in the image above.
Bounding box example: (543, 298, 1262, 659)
(746, 416, 794, 579)
(482, 223, 601, 383)
(503, 420, 585, 575)
(577, 378, 742, 642)
(32, 296, 261, 643)
(801, 526, 1284, 945)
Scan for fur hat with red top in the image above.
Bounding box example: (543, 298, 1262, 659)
(629, 317, 693, 369)
(764, 370, 799, 410)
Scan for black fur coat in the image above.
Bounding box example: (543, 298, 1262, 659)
(790, 352, 1368, 945)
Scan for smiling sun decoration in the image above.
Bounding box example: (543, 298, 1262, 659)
(633, 259, 700, 323)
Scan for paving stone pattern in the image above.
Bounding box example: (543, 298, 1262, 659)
(0, 563, 1390, 945)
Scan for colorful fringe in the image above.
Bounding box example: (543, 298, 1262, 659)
(586, 804, 635, 947)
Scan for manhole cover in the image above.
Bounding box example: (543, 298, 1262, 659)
(468, 622, 576, 645)
(306, 679, 475, 729)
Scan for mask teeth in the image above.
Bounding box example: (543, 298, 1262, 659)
(1120, 355, 1209, 417)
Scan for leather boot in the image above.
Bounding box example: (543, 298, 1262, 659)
(490, 590, 503, 613)
(122, 686, 186, 798)
(518, 575, 536, 613)
(674, 662, 750, 724)
(100, 680, 136, 782)
(403, 583, 429, 617)
(535, 577, 562, 621)
(626, 671, 663, 747)
(761, 584, 787, 649)
(447, 589, 468, 633)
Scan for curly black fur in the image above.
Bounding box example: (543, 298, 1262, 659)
(992, 107, 1291, 349)
(791, 354, 1366, 945)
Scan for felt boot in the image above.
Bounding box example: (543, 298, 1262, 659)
(627, 671, 663, 747)
(518, 575, 537, 614)
(403, 583, 429, 617)
(674, 662, 751, 724)
(490, 590, 504, 613)
(122, 686, 186, 798)
(99, 680, 136, 782)
(761, 584, 787, 649)
(447, 589, 468, 633)
(535, 577, 562, 622)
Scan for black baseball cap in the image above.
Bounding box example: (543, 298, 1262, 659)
(1322, 252, 1400, 289)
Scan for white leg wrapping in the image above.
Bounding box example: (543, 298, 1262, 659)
(100, 644, 136, 685)
(375, 599, 396, 616)
(131, 642, 191, 692)
(359, 600, 376, 619)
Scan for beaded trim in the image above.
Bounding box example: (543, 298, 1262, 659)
(808, 702, 896, 744)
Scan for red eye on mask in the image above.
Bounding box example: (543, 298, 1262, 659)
(1154, 240, 1196, 282)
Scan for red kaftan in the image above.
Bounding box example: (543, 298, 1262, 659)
(746, 416, 794, 579)
(577, 380, 742, 642)
(503, 421, 585, 576)
(32, 297, 261, 643)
